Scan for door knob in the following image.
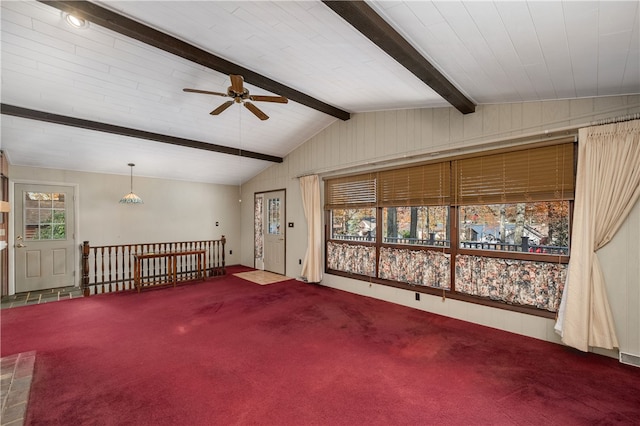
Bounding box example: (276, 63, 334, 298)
(16, 243, 26, 248)
(16, 235, 23, 240)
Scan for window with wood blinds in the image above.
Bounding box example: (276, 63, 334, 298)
(453, 142, 575, 205)
(324, 140, 575, 318)
(325, 174, 376, 209)
(378, 162, 450, 206)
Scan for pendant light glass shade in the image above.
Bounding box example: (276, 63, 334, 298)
(120, 163, 143, 204)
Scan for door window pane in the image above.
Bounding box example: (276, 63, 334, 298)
(24, 192, 66, 241)
(268, 198, 281, 235)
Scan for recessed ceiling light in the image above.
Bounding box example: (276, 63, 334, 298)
(62, 12, 88, 29)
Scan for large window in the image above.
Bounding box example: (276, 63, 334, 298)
(459, 201, 569, 255)
(383, 206, 449, 247)
(325, 141, 575, 316)
(326, 173, 377, 243)
(331, 208, 376, 241)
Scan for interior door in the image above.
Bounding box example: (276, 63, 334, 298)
(14, 184, 76, 292)
(263, 190, 285, 275)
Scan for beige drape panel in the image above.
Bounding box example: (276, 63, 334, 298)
(300, 175, 323, 283)
(557, 120, 640, 351)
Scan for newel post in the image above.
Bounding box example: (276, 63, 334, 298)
(82, 241, 90, 297)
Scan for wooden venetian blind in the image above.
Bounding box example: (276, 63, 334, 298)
(378, 162, 450, 206)
(325, 174, 377, 209)
(453, 142, 575, 205)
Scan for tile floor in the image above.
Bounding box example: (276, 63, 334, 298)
(1, 288, 83, 425)
(1, 286, 83, 310)
(1, 352, 36, 426)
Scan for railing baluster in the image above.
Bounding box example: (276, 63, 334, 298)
(92, 247, 97, 293)
(114, 246, 120, 292)
(100, 247, 105, 294)
(81, 238, 226, 295)
(129, 245, 133, 289)
(82, 241, 90, 296)
(107, 246, 113, 293)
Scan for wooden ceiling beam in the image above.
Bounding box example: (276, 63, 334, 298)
(1, 104, 284, 163)
(38, 0, 351, 121)
(323, 0, 476, 115)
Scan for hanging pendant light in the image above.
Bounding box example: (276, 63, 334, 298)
(120, 163, 143, 204)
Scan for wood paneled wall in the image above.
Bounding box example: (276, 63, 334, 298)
(241, 95, 640, 357)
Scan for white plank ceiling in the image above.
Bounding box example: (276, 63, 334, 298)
(1, 0, 638, 185)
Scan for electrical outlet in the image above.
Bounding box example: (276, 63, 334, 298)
(229, 250, 233, 255)
(298, 259, 302, 265)
(415, 292, 420, 301)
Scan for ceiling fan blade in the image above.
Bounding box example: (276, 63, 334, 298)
(210, 100, 234, 115)
(183, 88, 228, 97)
(244, 102, 269, 120)
(249, 95, 288, 104)
(230, 75, 244, 94)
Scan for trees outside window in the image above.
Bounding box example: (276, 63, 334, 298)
(324, 141, 575, 316)
(383, 206, 449, 247)
(331, 208, 376, 241)
(459, 201, 569, 254)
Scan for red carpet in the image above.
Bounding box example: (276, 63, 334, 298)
(2, 266, 639, 425)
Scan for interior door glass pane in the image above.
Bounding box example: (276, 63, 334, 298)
(24, 192, 66, 241)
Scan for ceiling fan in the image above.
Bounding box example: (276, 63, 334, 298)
(183, 74, 288, 121)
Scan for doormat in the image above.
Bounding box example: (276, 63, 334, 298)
(233, 270, 290, 285)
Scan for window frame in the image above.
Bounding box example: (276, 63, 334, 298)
(324, 140, 575, 318)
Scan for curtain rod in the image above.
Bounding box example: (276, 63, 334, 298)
(589, 113, 640, 126)
(295, 132, 576, 179)
(294, 110, 639, 179)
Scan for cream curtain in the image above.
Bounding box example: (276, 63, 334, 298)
(300, 175, 323, 283)
(556, 120, 640, 351)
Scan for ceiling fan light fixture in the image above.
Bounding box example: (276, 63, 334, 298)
(120, 163, 143, 204)
(184, 74, 288, 120)
(62, 12, 89, 29)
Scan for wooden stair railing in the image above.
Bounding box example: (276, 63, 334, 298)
(81, 237, 226, 296)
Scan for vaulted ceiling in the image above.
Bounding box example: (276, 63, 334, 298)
(2, 1, 638, 185)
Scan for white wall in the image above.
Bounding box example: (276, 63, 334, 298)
(241, 95, 640, 357)
(8, 166, 241, 290)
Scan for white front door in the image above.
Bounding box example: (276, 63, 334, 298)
(263, 190, 285, 275)
(14, 184, 76, 292)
